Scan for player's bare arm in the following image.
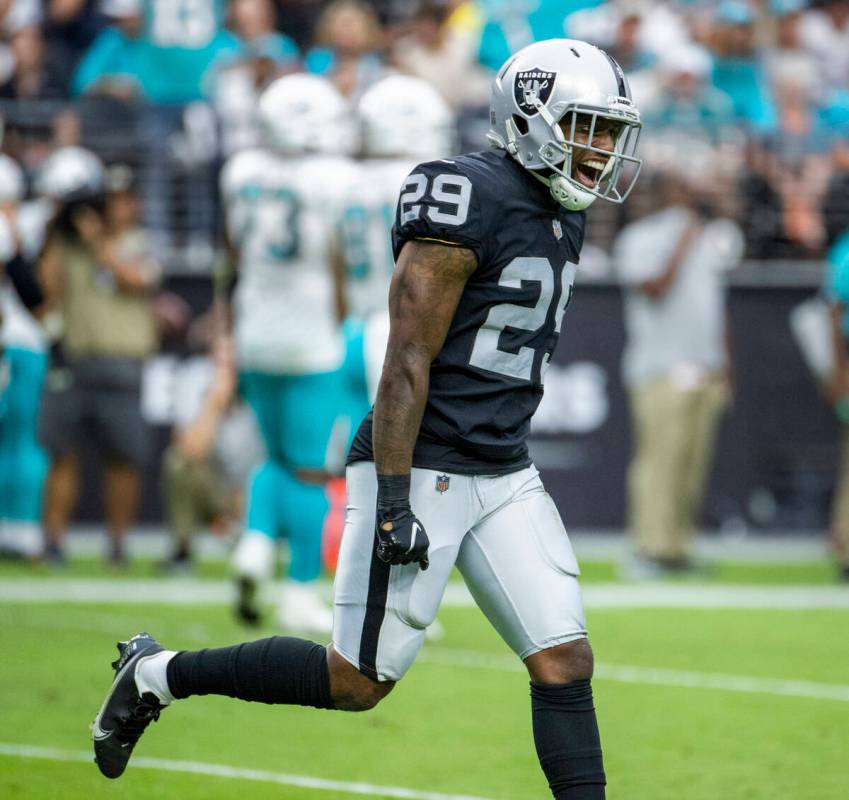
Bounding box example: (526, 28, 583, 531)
(371, 239, 476, 569)
(373, 239, 477, 475)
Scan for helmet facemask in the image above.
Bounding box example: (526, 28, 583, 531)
(499, 97, 642, 211)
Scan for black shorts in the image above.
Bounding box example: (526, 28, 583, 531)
(38, 356, 149, 467)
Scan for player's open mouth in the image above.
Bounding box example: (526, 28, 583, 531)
(574, 158, 607, 188)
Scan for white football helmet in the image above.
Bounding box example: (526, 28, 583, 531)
(358, 74, 454, 159)
(258, 74, 353, 156)
(488, 38, 642, 211)
(0, 154, 24, 204)
(36, 146, 105, 201)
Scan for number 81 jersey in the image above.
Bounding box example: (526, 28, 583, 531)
(348, 149, 585, 475)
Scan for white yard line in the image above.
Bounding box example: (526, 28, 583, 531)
(0, 743, 493, 800)
(2, 578, 849, 610)
(417, 648, 849, 702)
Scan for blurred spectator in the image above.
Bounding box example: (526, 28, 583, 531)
(36, 157, 160, 565)
(0, 22, 66, 99)
(214, 0, 300, 156)
(477, 0, 603, 72)
(43, 0, 107, 91)
(761, 56, 832, 254)
(798, 0, 849, 93)
(306, 0, 385, 98)
(275, 0, 326, 49)
(765, 0, 817, 86)
(70, 0, 145, 99)
(639, 44, 743, 224)
(613, 170, 743, 577)
(390, 1, 488, 108)
(824, 246, 849, 580)
(0, 0, 41, 34)
(739, 54, 834, 259)
(708, 0, 777, 133)
(823, 138, 849, 258)
(139, 0, 241, 104)
(567, 0, 657, 73)
(161, 338, 262, 571)
(642, 43, 736, 147)
(0, 153, 47, 560)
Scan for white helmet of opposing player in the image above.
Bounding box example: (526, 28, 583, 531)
(258, 74, 353, 156)
(358, 74, 454, 159)
(488, 38, 642, 211)
(36, 146, 105, 201)
(0, 154, 24, 204)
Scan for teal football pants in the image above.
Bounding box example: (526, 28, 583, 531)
(0, 347, 48, 523)
(239, 370, 341, 582)
(244, 460, 327, 582)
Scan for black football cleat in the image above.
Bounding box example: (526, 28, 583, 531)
(91, 632, 165, 779)
(235, 576, 262, 626)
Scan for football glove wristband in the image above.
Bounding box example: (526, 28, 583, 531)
(375, 474, 430, 570)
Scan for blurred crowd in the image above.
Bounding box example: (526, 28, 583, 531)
(0, 0, 846, 260)
(1, 0, 849, 609)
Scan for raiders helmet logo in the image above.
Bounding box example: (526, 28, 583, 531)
(514, 68, 556, 116)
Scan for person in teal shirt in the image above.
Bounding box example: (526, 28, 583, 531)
(71, 4, 148, 98)
(73, 0, 243, 103)
(139, 0, 241, 104)
(709, 1, 777, 133)
(477, 0, 603, 72)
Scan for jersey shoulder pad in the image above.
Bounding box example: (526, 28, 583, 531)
(391, 156, 493, 264)
(301, 155, 359, 205)
(219, 148, 269, 197)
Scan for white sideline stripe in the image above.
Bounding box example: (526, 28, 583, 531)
(0, 744, 492, 800)
(2, 578, 849, 609)
(417, 648, 849, 703)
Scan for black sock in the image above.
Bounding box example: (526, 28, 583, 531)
(531, 680, 606, 799)
(166, 636, 334, 709)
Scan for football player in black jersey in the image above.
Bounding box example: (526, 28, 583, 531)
(91, 39, 641, 799)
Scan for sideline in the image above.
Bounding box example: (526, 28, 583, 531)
(417, 649, 849, 703)
(2, 577, 849, 609)
(0, 743, 494, 800)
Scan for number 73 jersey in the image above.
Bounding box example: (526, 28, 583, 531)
(348, 149, 584, 475)
(221, 149, 358, 375)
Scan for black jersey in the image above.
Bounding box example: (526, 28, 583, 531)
(348, 149, 585, 475)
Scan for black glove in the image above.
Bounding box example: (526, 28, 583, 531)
(375, 474, 429, 570)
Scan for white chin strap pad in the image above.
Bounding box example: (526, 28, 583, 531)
(549, 175, 596, 211)
(232, 531, 276, 581)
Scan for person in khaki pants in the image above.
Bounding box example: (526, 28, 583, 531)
(613, 170, 743, 575)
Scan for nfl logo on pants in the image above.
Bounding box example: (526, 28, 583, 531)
(435, 474, 450, 494)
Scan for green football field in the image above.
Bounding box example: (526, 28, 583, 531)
(1, 557, 847, 800)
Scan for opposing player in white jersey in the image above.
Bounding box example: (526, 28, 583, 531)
(336, 75, 455, 425)
(321, 76, 456, 576)
(0, 154, 49, 559)
(220, 74, 359, 633)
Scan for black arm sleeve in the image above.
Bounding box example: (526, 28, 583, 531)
(5, 254, 44, 310)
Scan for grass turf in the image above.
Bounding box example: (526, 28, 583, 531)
(0, 561, 847, 799)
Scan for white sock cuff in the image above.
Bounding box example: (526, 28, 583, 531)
(232, 531, 276, 582)
(135, 650, 178, 705)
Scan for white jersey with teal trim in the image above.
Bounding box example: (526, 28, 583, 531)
(337, 158, 417, 320)
(1, 201, 50, 352)
(221, 149, 357, 375)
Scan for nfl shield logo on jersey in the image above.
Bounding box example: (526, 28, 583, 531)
(514, 68, 556, 115)
(552, 219, 563, 240)
(435, 474, 450, 494)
